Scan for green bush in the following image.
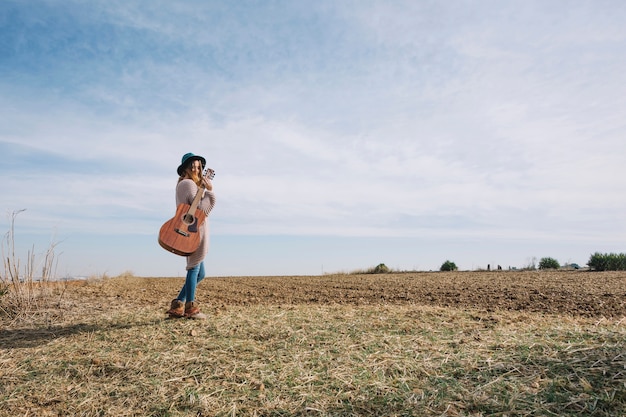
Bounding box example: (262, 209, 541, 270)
(440, 260, 458, 271)
(538, 257, 560, 270)
(370, 263, 390, 274)
(587, 252, 626, 271)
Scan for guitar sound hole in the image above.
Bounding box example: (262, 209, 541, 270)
(182, 214, 195, 225)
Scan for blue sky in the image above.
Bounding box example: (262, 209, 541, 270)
(1, 1, 625, 278)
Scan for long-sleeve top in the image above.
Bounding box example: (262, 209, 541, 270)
(175, 178, 216, 269)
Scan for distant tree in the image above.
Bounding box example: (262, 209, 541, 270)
(371, 263, 390, 274)
(587, 252, 626, 271)
(440, 260, 458, 271)
(538, 257, 560, 270)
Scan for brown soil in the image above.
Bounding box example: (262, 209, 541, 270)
(71, 270, 626, 318)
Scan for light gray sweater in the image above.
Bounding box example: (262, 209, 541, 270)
(175, 178, 216, 269)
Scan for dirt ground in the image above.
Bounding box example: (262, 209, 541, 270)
(70, 270, 626, 318)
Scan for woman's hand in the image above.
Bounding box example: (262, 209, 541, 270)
(202, 170, 214, 190)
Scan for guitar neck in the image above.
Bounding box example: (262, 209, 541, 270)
(188, 183, 205, 214)
(187, 169, 212, 214)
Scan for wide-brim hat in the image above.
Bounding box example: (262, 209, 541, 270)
(177, 152, 206, 176)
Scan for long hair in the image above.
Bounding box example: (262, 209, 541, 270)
(178, 164, 203, 187)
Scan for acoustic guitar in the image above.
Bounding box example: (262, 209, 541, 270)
(158, 169, 215, 256)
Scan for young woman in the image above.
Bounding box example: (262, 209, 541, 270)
(166, 152, 216, 319)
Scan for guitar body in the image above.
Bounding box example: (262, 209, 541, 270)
(158, 203, 206, 256)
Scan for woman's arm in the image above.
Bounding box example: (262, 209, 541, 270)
(200, 190, 216, 216)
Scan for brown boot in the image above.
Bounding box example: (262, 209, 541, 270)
(185, 301, 207, 320)
(166, 299, 185, 318)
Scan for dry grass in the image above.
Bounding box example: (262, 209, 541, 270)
(1, 274, 625, 416)
(1, 209, 63, 321)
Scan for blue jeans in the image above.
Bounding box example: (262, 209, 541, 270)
(177, 262, 205, 302)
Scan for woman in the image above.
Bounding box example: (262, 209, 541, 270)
(166, 152, 216, 319)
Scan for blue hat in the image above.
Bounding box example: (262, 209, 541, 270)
(177, 152, 206, 176)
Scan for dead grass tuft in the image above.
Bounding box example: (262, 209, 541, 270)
(1, 210, 65, 323)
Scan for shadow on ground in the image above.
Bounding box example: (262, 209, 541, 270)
(0, 318, 162, 349)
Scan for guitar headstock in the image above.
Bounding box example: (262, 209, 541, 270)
(204, 168, 216, 180)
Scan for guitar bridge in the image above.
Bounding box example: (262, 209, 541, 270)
(174, 228, 190, 237)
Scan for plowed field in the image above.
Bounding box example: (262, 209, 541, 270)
(74, 270, 626, 318)
(3, 270, 625, 417)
